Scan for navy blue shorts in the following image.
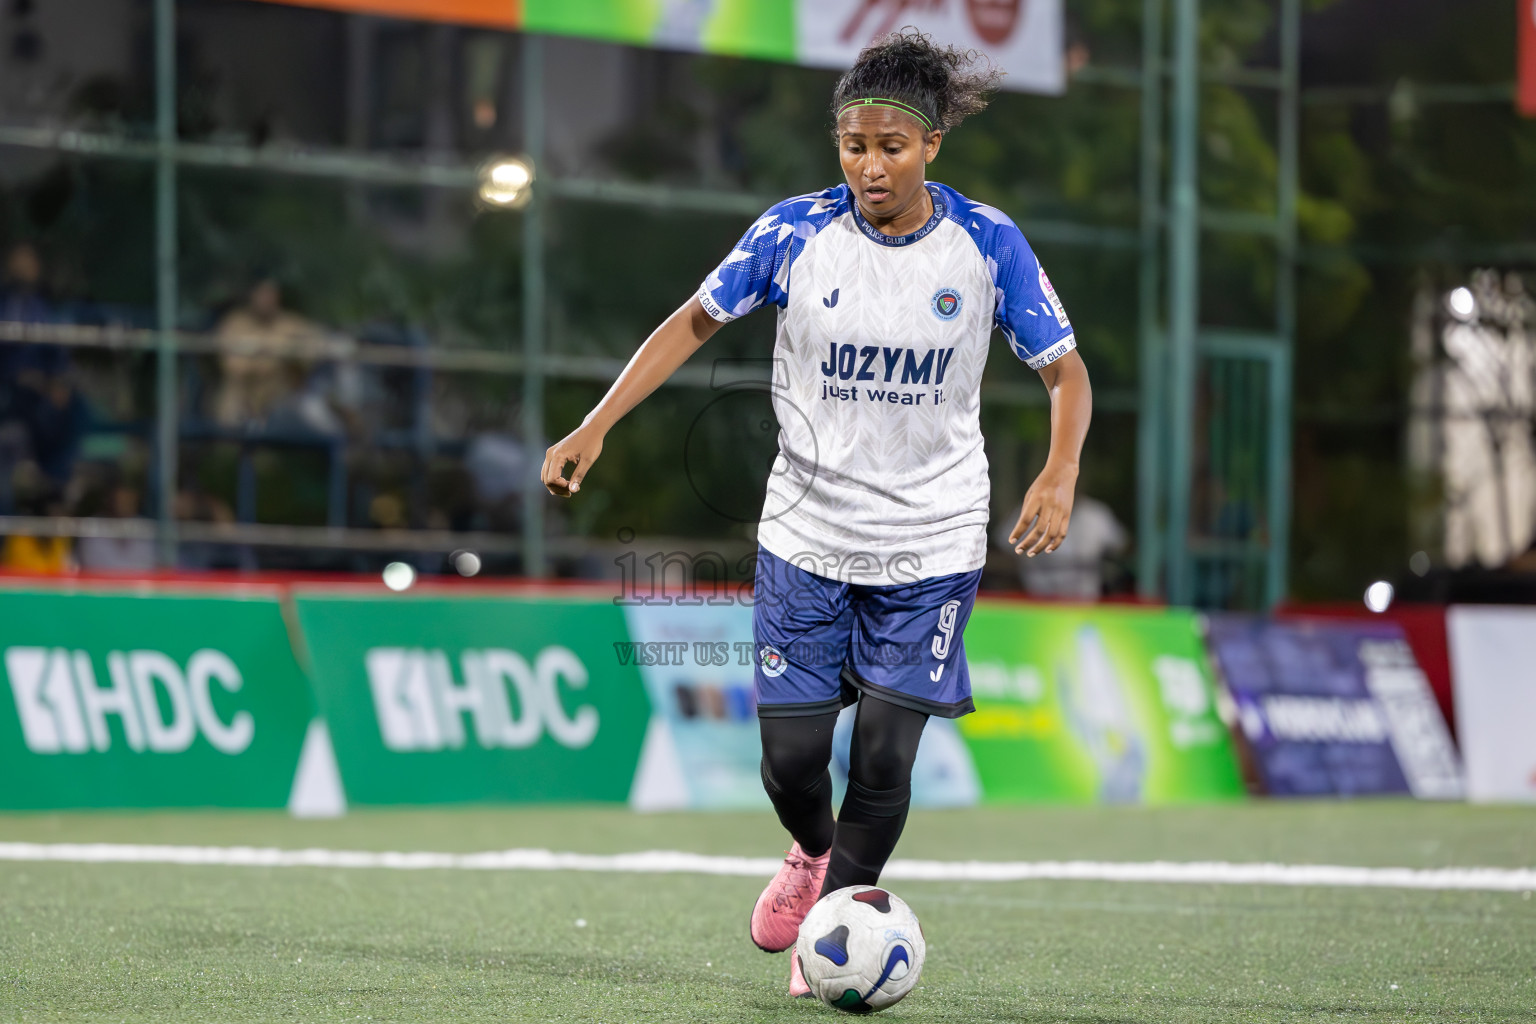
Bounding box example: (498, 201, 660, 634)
(751, 546, 981, 719)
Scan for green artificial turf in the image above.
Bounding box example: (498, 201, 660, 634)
(2, 803, 1534, 1022)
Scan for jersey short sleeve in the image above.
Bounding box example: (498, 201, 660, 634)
(951, 195, 1078, 371)
(696, 187, 845, 323)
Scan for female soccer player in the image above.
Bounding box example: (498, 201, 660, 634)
(543, 31, 1092, 996)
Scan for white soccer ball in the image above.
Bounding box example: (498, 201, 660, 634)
(795, 885, 926, 1013)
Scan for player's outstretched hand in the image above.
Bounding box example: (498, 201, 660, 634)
(543, 425, 604, 497)
(1010, 461, 1077, 557)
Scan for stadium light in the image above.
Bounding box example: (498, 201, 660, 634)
(382, 561, 417, 591)
(1363, 580, 1394, 613)
(477, 156, 535, 208)
(1448, 286, 1476, 320)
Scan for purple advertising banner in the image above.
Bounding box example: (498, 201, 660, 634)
(1206, 617, 1462, 799)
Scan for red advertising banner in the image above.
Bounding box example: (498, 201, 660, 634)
(1522, 0, 1536, 117)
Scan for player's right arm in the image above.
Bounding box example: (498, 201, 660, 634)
(542, 297, 723, 497)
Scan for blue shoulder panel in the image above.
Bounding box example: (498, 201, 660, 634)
(934, 182, 1078, 370)
(697, 186, 849, 322)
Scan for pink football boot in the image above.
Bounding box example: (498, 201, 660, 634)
(788, 949, 813, 998)
(749, 841, 829, 952)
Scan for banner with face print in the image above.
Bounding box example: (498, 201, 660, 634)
(794, 0, 1063, 95)
(257, 1, 1065, 95)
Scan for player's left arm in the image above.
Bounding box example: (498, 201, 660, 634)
(979, 214, 1094, 557)
(1010, 349, 1092, 556)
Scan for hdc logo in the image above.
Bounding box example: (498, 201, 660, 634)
(364, 646, 598, 752)
(5, 647, 255, 755)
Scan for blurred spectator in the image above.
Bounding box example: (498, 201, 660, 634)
(463, 429, 531, 534)
(1, 466, 73, 573)
(0, 242, 88, 507)
(212, 277, 324, 429)
(0, 242, 50, 324)
(14, 358, 88, 486)
(995, 492, 1128, 601)
(424, 461, 478, 533)
(76, 482, 156, 572)
(287, 355, 364, 438)
(174, 486, 236, 527)
(1, 530, 71, 572)
(369, 491, 408, 530)
(174, 485, 245, 570)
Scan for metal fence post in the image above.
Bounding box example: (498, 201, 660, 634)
(1165, 0, 1200, 605)
(521, 34, 547, 577)
(1268, 0, 1301, 608)
(1136, 0, 1165, 599)
(153, 0, 178, 567)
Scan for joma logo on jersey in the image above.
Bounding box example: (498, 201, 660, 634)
(4, 646, 255, 755)
(820, 343, 956, 385)
(364, 646, 598, 752)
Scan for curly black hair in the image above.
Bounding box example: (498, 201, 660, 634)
(830, 28, 1003, 137)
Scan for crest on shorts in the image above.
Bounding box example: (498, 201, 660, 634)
(758, 644, 789, 677)
(930, 287, 962, 321)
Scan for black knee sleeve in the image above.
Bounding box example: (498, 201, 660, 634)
(760, 710, 838, 792)
(759, 711, 839, 857)
(822, 780, 913, 894)
(760, 755, 832, 808)
(846, 694, 928, 795)
(820, 696, 928, 894)
(841, 776, 911, 818)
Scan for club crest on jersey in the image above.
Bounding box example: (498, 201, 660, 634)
(759, 644, 789, 677)
(930, 288, 963, 321)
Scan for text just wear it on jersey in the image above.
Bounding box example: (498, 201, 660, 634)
(697, 182, 1076, 586)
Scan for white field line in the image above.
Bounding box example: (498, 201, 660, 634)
(0, 843, 1532, 893)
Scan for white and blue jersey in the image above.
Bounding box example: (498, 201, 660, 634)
(698, 181, 1075, 587)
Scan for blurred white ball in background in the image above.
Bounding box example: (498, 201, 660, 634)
(383, 562, 417, 592)
(1364, 580, 1394, 613)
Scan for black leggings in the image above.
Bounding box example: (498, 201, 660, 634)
(759, 695, 928, 896)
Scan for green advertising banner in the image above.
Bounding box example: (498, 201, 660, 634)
(291, 590, 651, 805)
(523, 1, 795, 63)
(961, 604, 1244, 804)
(0, 587, 315, 809)
(1, 584, 1242, 811)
